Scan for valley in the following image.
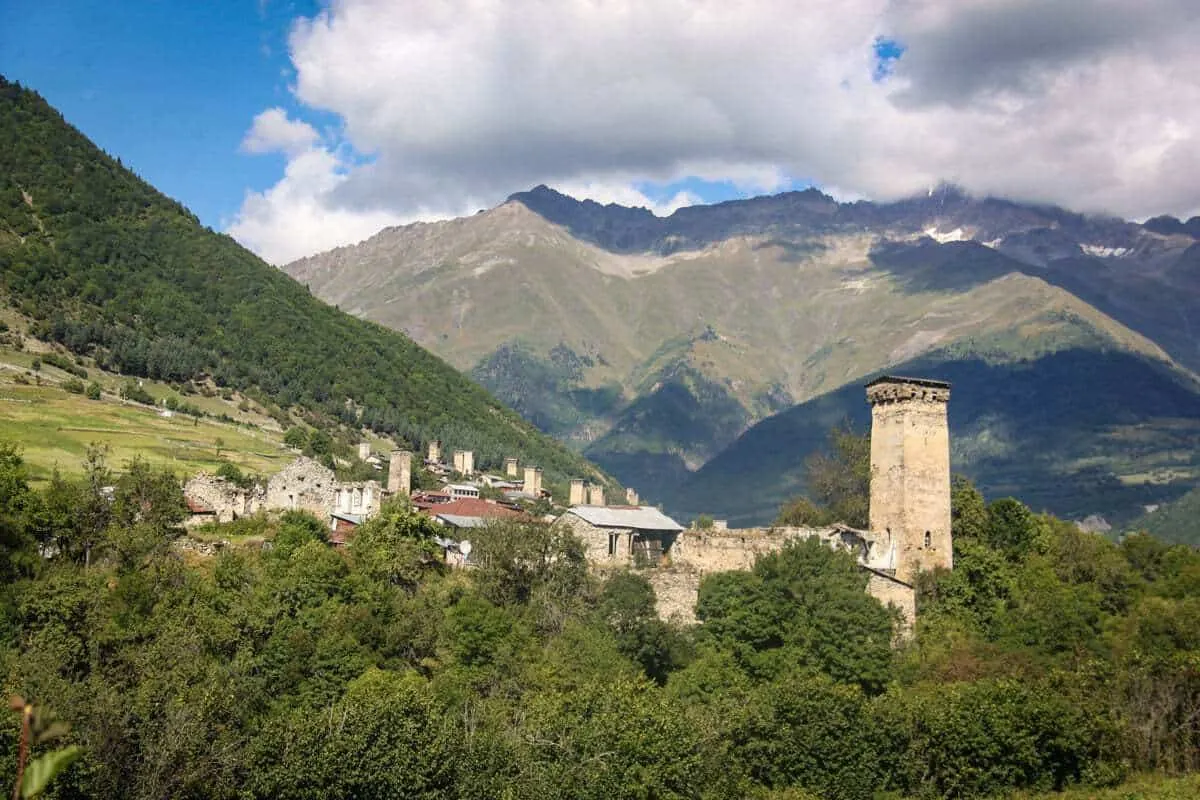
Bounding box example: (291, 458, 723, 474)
(286, 186, 1200, 530)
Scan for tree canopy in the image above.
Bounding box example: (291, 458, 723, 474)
(2, 445, 1198, 799)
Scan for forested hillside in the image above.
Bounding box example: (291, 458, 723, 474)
(0, 76, 608, 485)
(1, 446, 1198, 799)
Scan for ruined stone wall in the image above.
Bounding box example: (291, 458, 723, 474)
(868, 380, 952, 583)
(651, 526, 914, 632)
(670, 527, 845, 573)
(332, 480, 382, 516)
(866, 570, 916, 635)
(266, 457, 337, 517)
(646, 567, 705, 624)
(183, 473, 265, 523)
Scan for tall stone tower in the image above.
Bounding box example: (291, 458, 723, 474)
(866, 376, 952, 584)
(388, 450, 412, 496)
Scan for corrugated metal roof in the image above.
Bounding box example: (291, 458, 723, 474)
(568, 505, 684, 532)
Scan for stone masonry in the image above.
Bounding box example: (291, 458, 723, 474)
(183, 473, 265, 524)
(866, 376, 952, 583)
(388, 450, 412, 496)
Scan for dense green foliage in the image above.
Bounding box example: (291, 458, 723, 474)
(1, 438, 1199, 798)
(0, 76, 606, 485)
(775, 423, 869, 528)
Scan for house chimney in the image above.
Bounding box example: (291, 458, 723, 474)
(358, 442, 371, 461)
(427, 440, 441, 463)
(388, 450, 412, 495)
(505, 457, 519, 477)
(569, 478, 586, 505)
(625, 487, 639, 506)
(588, 484, 606, 506)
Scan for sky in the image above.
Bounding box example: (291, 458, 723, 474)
(3, 0, 1200, 265)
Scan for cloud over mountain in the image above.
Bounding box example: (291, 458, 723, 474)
(229, 0, 1200, 264)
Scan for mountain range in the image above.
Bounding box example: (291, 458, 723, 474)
(0, 76, 609, 490)
(286, 183, 1200, 530)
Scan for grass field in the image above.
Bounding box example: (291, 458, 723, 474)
(0, 348, 291, 482)
(1009, 773, 1200, 799)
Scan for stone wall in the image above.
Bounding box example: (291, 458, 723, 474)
(265, 457, 337, 517)
(331, 480, 382, 516)
(558, 513, 634, 563)
(866, 569, 916, 636)
(645, 525, 914, 632)
(183, 473, 264, 523)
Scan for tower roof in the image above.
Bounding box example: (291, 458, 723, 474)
(865, 375, 951, 389)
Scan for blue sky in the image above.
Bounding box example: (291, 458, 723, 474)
(3, 1, 1197, 264)
(0, 0, 320, 228)
(0, 0, 780, 233)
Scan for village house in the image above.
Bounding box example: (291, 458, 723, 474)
(427, 497, 527, 531)
(557, 505, 686, 566)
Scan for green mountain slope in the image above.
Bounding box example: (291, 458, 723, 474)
(668, 328, 1200, 530)
(285, 187, 1198, 510)
(1128, 487, 1200, 546)
(0, 76, 608, 485)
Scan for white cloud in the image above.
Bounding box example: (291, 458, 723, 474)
(240, 107, 319, 156)
(229, 0, 1200, 262)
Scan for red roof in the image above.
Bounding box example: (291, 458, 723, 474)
(424, 498, 525, 520)
(186, 498, 214, 514)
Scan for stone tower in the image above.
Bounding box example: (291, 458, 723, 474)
(866, 376, 952, 584)
(523, 466, 543, 496)
(388, 450, 412, 496)
(569, 479, 586, 506)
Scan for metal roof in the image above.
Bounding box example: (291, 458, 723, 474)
(568, 505, 684, 532)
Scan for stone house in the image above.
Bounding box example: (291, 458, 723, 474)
(557, 506, 686, 566)
(265, 457, 339, 517)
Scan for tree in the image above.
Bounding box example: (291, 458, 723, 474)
(283, 426, 308, 450)
(985, 497, 1041, 560)
(599, 571, 689, 684)
(950, 475, 988, 541)
(467, 519, 589, 630)
(697, 538, 897, 692)
(0, 442, 38, 580)
(348, 497, 442, 591)
(775, 422, 869, 528)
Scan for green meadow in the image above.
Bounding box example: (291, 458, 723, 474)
(0, 365, 288, 482)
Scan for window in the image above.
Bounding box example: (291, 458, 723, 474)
(924, 530, 932, 548)
(607, 533, 618, 557)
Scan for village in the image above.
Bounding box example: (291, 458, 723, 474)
(180, 376, 952, 629)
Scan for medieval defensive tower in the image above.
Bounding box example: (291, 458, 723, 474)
(866, 376, 952, 584)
